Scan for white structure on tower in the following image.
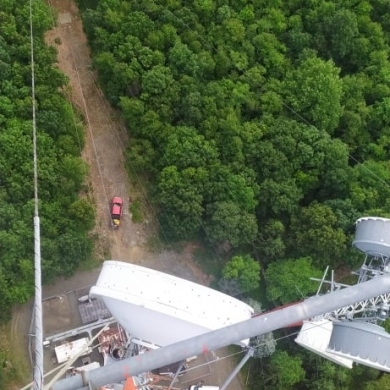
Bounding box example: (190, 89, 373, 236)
(90, 261, 254, 346)
(296, 216, 390, 372)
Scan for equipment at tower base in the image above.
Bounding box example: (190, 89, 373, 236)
(52, 274, 390, 390)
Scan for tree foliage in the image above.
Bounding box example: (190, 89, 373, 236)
(251, 332, 277, 359)
(77, 0, 390, 388)
(266, 257, 322, 304)
(0, 1, 95, 388)
(290, 202, 347, 267)
(221, 255, 260, 293)
(267, 351, 305, 389)
(0, 0, 93, 325)
(81, 0, 387, 254)
(283, 51, 343, 134)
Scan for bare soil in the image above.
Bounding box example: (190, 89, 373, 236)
(9, 1, 246, 389)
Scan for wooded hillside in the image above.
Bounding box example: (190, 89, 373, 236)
(80, 0, 390, 265)
(0, 0, 93, 322)
(77, 0, 390, 388)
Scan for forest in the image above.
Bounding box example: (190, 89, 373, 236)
(0, 1, 94, 384)
(78, 0, 390, 267)
(76, 0, 390, 388)
(2, 0, 390, 388)
(0, 1, 94, 322)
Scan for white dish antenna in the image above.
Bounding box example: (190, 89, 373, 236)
(327, 320, 390, 372)
(295, 319, 353, 368)
(353, 217, 390, 257)
(90, 261, 254, 346)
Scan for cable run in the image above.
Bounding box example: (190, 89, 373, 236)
(29, 0, 44, 388)
(281, 101, 390, 188)
(163, 1, 390, 192)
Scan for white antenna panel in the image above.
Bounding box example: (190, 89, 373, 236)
(295, 319, 353, 368)
(327, 320, 390, 372)
(353, 217, 390, 257)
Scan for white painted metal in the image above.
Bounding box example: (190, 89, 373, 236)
(353, 217, 390, 256)
(52, 274, 390, 390)
(327, 320, 390, 372)
(55, 338, 91, 364)
(90, 261, 254, 346)
(295, 319, 353, 368)
(320, 292, 390, 319)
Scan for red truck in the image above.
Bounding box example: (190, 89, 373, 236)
(110, 197, 123, 228)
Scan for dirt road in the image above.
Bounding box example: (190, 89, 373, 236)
(45, 0, 145, 263)
(10, 1, 246, 389)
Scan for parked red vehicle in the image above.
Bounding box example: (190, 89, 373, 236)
(111, 197, 123, 228)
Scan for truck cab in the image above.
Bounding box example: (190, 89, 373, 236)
(110, 197, 123, 228)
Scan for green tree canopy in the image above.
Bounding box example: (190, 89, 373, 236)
(221, 254, 260, 293)
(0, 0, 93, 325)
(267, 350, 305, 390)
(290, 202, 347, 268)
(77, 0, 390, 387)
(205, 201, 258, 249)
(266, 257, 322, 304)
(283, 51, 343, 133)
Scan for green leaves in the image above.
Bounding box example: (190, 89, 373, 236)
(65, 0, 390, 389)
(0, 0, 92, 323)
(290, 202, 347, 267)
(157, 165, 205, 239)
(222, 255, 260, 292)
(349, 160, 390, 214)
(68, 198, 95, 231)
(283, 52, 343, 133)
(161, 126, 218, 170)
(205, 201, 258, 248)
(142, 65, 174, 95)
(266, 257, 322, 304)
(168, 41, 199, 76)
(268, 351, 305, 390)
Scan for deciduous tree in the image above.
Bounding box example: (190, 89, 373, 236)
(221, 255, 260, 293)
(266, 257, 322, 304)
(283, 51, 343, 133)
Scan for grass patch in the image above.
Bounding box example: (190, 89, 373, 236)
(146, 234, 166, 252)
(78, 255, 102, 271)
(129, 198, 144, 223)
(165, 240, 188, 253)
(0, 323, 30, 389)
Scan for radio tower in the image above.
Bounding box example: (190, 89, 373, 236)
(29, 0, 44, 388)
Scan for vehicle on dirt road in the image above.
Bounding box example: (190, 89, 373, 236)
(110, 197, 123, 228)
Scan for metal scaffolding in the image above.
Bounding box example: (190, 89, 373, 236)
(51, 274, 390, 390)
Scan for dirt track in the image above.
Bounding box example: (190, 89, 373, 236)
(10, 1, 246, 389)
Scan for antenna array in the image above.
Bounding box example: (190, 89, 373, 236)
(297, 216, 390, 371)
